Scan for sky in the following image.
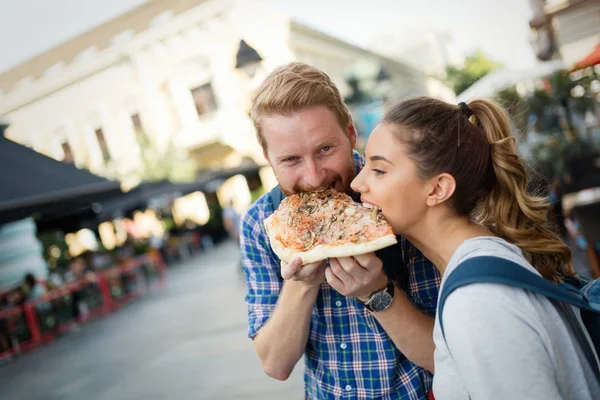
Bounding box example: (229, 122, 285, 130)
(0, 0, 537, 74)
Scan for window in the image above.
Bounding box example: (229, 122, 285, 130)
(61, 141, 74, 163)
(131, 113, 145, 137)
(95, 128, 111, 163)
(190, 82, 217, 117)
(131, 113, 149, 149)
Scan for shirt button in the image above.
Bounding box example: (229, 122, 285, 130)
(335, 300, 342, 307)
(345, 385, 352, 391)
(340, 343, 347, 349)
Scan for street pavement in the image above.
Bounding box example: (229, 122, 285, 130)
(0, 240, 304, 400)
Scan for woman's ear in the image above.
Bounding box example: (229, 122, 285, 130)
(426, 173, 456, 207)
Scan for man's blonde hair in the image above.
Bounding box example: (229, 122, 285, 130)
(251, 62, 352, 150)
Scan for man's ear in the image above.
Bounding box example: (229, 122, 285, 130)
(426, 173, 456, 207)
(347, 122, 357, 149)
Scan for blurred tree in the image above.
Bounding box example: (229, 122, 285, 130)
(548, 71, 577, 138)
(495, 87, 528, 134)
(569, 72, 597, 117)
(527, 89, 561, 133)
(108, 131, 197, 186)
(445, 50, 502, 95)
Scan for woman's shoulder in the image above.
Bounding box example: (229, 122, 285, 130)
(445, 236, 539, 279)
(440, 236, 548, 333)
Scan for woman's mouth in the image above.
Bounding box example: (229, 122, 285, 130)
(361, 199, 381, 211)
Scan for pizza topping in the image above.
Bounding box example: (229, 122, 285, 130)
(269, 189, 394, 252)
(264, 189, 397, 263)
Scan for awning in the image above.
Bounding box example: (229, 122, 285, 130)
(187, 141, 237, 170)
(35, 163, 266, 233)
(572, 43, 600, 71)
(0, 136, 123, 225)
(457, 60, 566, 101)
(36, 179, 208, 233)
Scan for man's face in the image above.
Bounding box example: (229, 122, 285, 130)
(261, 106, 357, 196)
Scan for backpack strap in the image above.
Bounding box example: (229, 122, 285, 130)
(438, 256, 594, 339)
(438, 255, 600, 382)
(269, 185, 284, 211)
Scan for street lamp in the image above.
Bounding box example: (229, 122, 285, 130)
(376, 66, 392, 83)
(0, 120, 9, 137)
(235, 39, 263, 79)
(375, 66, 393, 101)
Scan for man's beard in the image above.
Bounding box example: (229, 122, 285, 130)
(279, 153, 356, 196)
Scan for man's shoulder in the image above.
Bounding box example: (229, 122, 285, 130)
(353, 150, 365, 172)
(241, 191, 274, 235)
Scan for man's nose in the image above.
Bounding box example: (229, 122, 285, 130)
(304, 160, 327, 188)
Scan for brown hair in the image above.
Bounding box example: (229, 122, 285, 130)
(384, 97, 573, 282)
(251, 62, 351, 150)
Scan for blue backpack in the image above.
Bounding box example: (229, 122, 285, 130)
(438, 256, 600, 378)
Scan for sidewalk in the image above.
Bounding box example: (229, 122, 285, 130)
(0, 241, 304, 400)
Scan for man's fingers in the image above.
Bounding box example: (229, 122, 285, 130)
(329, 258, 354, 285)
(293, 260, 326, 280)
(337, 257, 368, 278)
(281, 257, 302, 280)
(351, 253, 382, 272)
(325, 266, 344, 292)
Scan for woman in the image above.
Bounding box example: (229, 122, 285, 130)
(351, 97, 600, 399)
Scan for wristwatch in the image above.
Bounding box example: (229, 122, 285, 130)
(360, 280, 395, 312)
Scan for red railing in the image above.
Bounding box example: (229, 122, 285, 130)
(0, 251, 166, 360)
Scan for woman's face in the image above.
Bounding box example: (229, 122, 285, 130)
(351, 123, 431, 236)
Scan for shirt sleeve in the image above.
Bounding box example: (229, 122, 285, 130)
(240, 205, 283, 339)
(402, 237, 441, 316)
(442, 283, 563, 400)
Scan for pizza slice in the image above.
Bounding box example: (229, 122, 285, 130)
(264, 188, 397, 264)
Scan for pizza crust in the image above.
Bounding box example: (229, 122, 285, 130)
(264, 214, 397, 264)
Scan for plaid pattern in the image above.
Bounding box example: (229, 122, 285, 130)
(241, 152, 441, 400)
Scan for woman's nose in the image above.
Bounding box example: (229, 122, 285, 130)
(351, 170, 366, 193)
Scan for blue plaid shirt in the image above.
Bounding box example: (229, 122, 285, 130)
(241, 152, 441, 399)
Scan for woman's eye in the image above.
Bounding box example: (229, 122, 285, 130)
(372, 169, 386, 176)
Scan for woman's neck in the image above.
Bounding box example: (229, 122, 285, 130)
(404, 215, 494, 276)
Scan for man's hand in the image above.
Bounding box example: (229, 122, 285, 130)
(325, 253, 388, 299)
(281, 258, 327, 288)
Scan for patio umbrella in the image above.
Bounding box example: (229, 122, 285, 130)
(0, 136, 123, 225)
(572, 43, 600, 71)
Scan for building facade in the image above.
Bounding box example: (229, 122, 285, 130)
(0, 0, 427, 190)
(530, 0, 600, 64)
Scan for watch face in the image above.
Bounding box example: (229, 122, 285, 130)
(369, 291, 393, 312)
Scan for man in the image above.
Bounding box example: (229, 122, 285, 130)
(241, 62, 440, 399)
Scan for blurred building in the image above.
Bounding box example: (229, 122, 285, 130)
(529, 0, 600, 64)
(0, 0, 427, 189)
(369, 25, 464, 101)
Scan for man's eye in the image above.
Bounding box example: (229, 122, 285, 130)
(283, 157, 298, 162)
(321, 146, 331, 152)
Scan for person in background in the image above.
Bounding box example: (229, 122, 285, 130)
(222, 200, 241, 243)
(24, 273, 50, 303)
(65, 257, 97, 321)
